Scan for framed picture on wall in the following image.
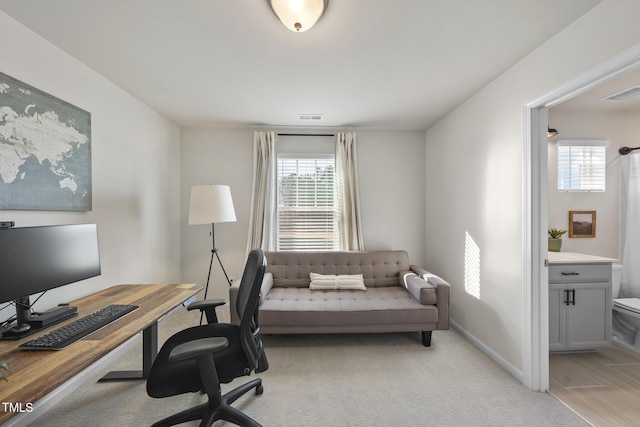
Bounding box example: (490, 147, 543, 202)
(0, 71, 92, 211)
(569, 210, 596, 238)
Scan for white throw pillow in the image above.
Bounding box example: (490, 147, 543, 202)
(309, 272, 338, 290)
(309, 273, 366, 290)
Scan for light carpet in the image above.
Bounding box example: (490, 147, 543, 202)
(29, 308, 589, 426)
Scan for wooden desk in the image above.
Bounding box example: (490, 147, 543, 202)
(0, 283, 203, 425)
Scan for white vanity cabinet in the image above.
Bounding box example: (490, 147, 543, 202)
(548, 258, 612, 352)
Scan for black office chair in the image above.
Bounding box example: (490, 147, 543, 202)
(146, 249, 268, 427)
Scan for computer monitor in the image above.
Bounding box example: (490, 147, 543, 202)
(0, 224, 101, 334)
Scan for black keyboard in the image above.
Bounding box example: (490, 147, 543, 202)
(19, 304, 139, 350)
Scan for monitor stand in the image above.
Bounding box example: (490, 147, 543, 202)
(1, 323, 31, 337)
(0, 298, 78, 340)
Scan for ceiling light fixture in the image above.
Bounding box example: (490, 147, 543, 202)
(547, 126, 559, 138)
(268, 0, 328, 32)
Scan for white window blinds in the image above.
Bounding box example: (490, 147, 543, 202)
(276, 155, 339, 251)
(557, 140, 609, 192)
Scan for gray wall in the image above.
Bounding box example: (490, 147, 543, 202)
(0, 11, 182, 320)
(547, 111, 640, 259)
(180, 128, 426, 300)
(424, 0, 640, 380)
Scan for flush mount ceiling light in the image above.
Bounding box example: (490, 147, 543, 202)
(547, 126, 559, 138)
(268, 0, 328, 32)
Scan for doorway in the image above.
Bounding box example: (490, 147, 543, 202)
(524, 43, 640, 391)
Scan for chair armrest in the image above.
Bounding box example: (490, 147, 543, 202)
(230, 272, 274, 325)
(169, 337, 229, 362)
(187, 299, 226, 324)
(186, 299, 226, 311)
(408, 266, 451, 330)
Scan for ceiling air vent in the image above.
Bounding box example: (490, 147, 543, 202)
(298, 114, 323, 121)
(602, 85, 640, 101)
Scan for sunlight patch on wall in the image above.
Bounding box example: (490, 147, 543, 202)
(465, 231, 481, 299)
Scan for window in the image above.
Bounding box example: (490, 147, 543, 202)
(557, 140, 609, 192)
(276, 154, 339, 251)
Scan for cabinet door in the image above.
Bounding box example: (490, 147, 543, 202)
(565, 282, 611, 350)
(549, 283, 567, 350)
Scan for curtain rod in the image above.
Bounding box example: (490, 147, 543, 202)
(277, 133, 335, 137)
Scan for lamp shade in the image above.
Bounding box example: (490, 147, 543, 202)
(268, 0, 328, 32)
(188, 185, 237, 225)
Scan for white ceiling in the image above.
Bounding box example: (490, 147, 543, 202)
(0, 0, 605, 129)
(552, 66, 640, 113)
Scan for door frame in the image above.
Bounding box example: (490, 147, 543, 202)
(523, 42, 640, 391)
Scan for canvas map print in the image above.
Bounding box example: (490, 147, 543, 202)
(0, 72, 91, 211)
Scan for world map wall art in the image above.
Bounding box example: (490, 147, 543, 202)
(0, 71, 91, 211)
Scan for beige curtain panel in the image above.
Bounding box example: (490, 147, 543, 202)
(246, 131, 277, 254)
(336, 131, 365, 251)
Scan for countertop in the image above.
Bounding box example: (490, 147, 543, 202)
(548, 251, 618, 264)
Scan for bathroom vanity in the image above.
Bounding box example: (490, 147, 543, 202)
(548, 252, 616, 352)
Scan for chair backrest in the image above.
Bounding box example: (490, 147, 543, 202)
(236, 248, 267, 372)
(146, 249, 267, 398)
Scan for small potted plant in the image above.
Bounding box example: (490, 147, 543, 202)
(0, 362, 9, 382)
(548, 228, 567, 252)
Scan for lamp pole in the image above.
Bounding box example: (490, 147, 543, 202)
(203, 222, 232, 301)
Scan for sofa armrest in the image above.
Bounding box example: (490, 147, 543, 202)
(408, 266, 450, 330)
(230, 272, 274, 325)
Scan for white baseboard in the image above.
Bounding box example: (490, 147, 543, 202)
(450, 319, 525, 385)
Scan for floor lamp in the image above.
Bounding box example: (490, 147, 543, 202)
(188, 184, 237, 307)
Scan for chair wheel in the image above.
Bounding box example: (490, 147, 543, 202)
(255, 384, 264, 395)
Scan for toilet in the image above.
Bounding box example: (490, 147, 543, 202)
(612, 263, 640, 351)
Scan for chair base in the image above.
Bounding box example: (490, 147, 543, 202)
(152, 378, 264, 427)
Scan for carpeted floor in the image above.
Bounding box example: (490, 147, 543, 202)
(29, 307, 589, 426)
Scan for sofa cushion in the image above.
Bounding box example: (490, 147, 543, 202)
(265, 250, 411, 288)
(259, 287, 438, 327)
(309, 273, 366, 290)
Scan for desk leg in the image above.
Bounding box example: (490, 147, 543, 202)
(98, 321, 158, 382)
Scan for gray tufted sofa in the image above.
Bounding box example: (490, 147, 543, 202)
(230, 250, 450, 347)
